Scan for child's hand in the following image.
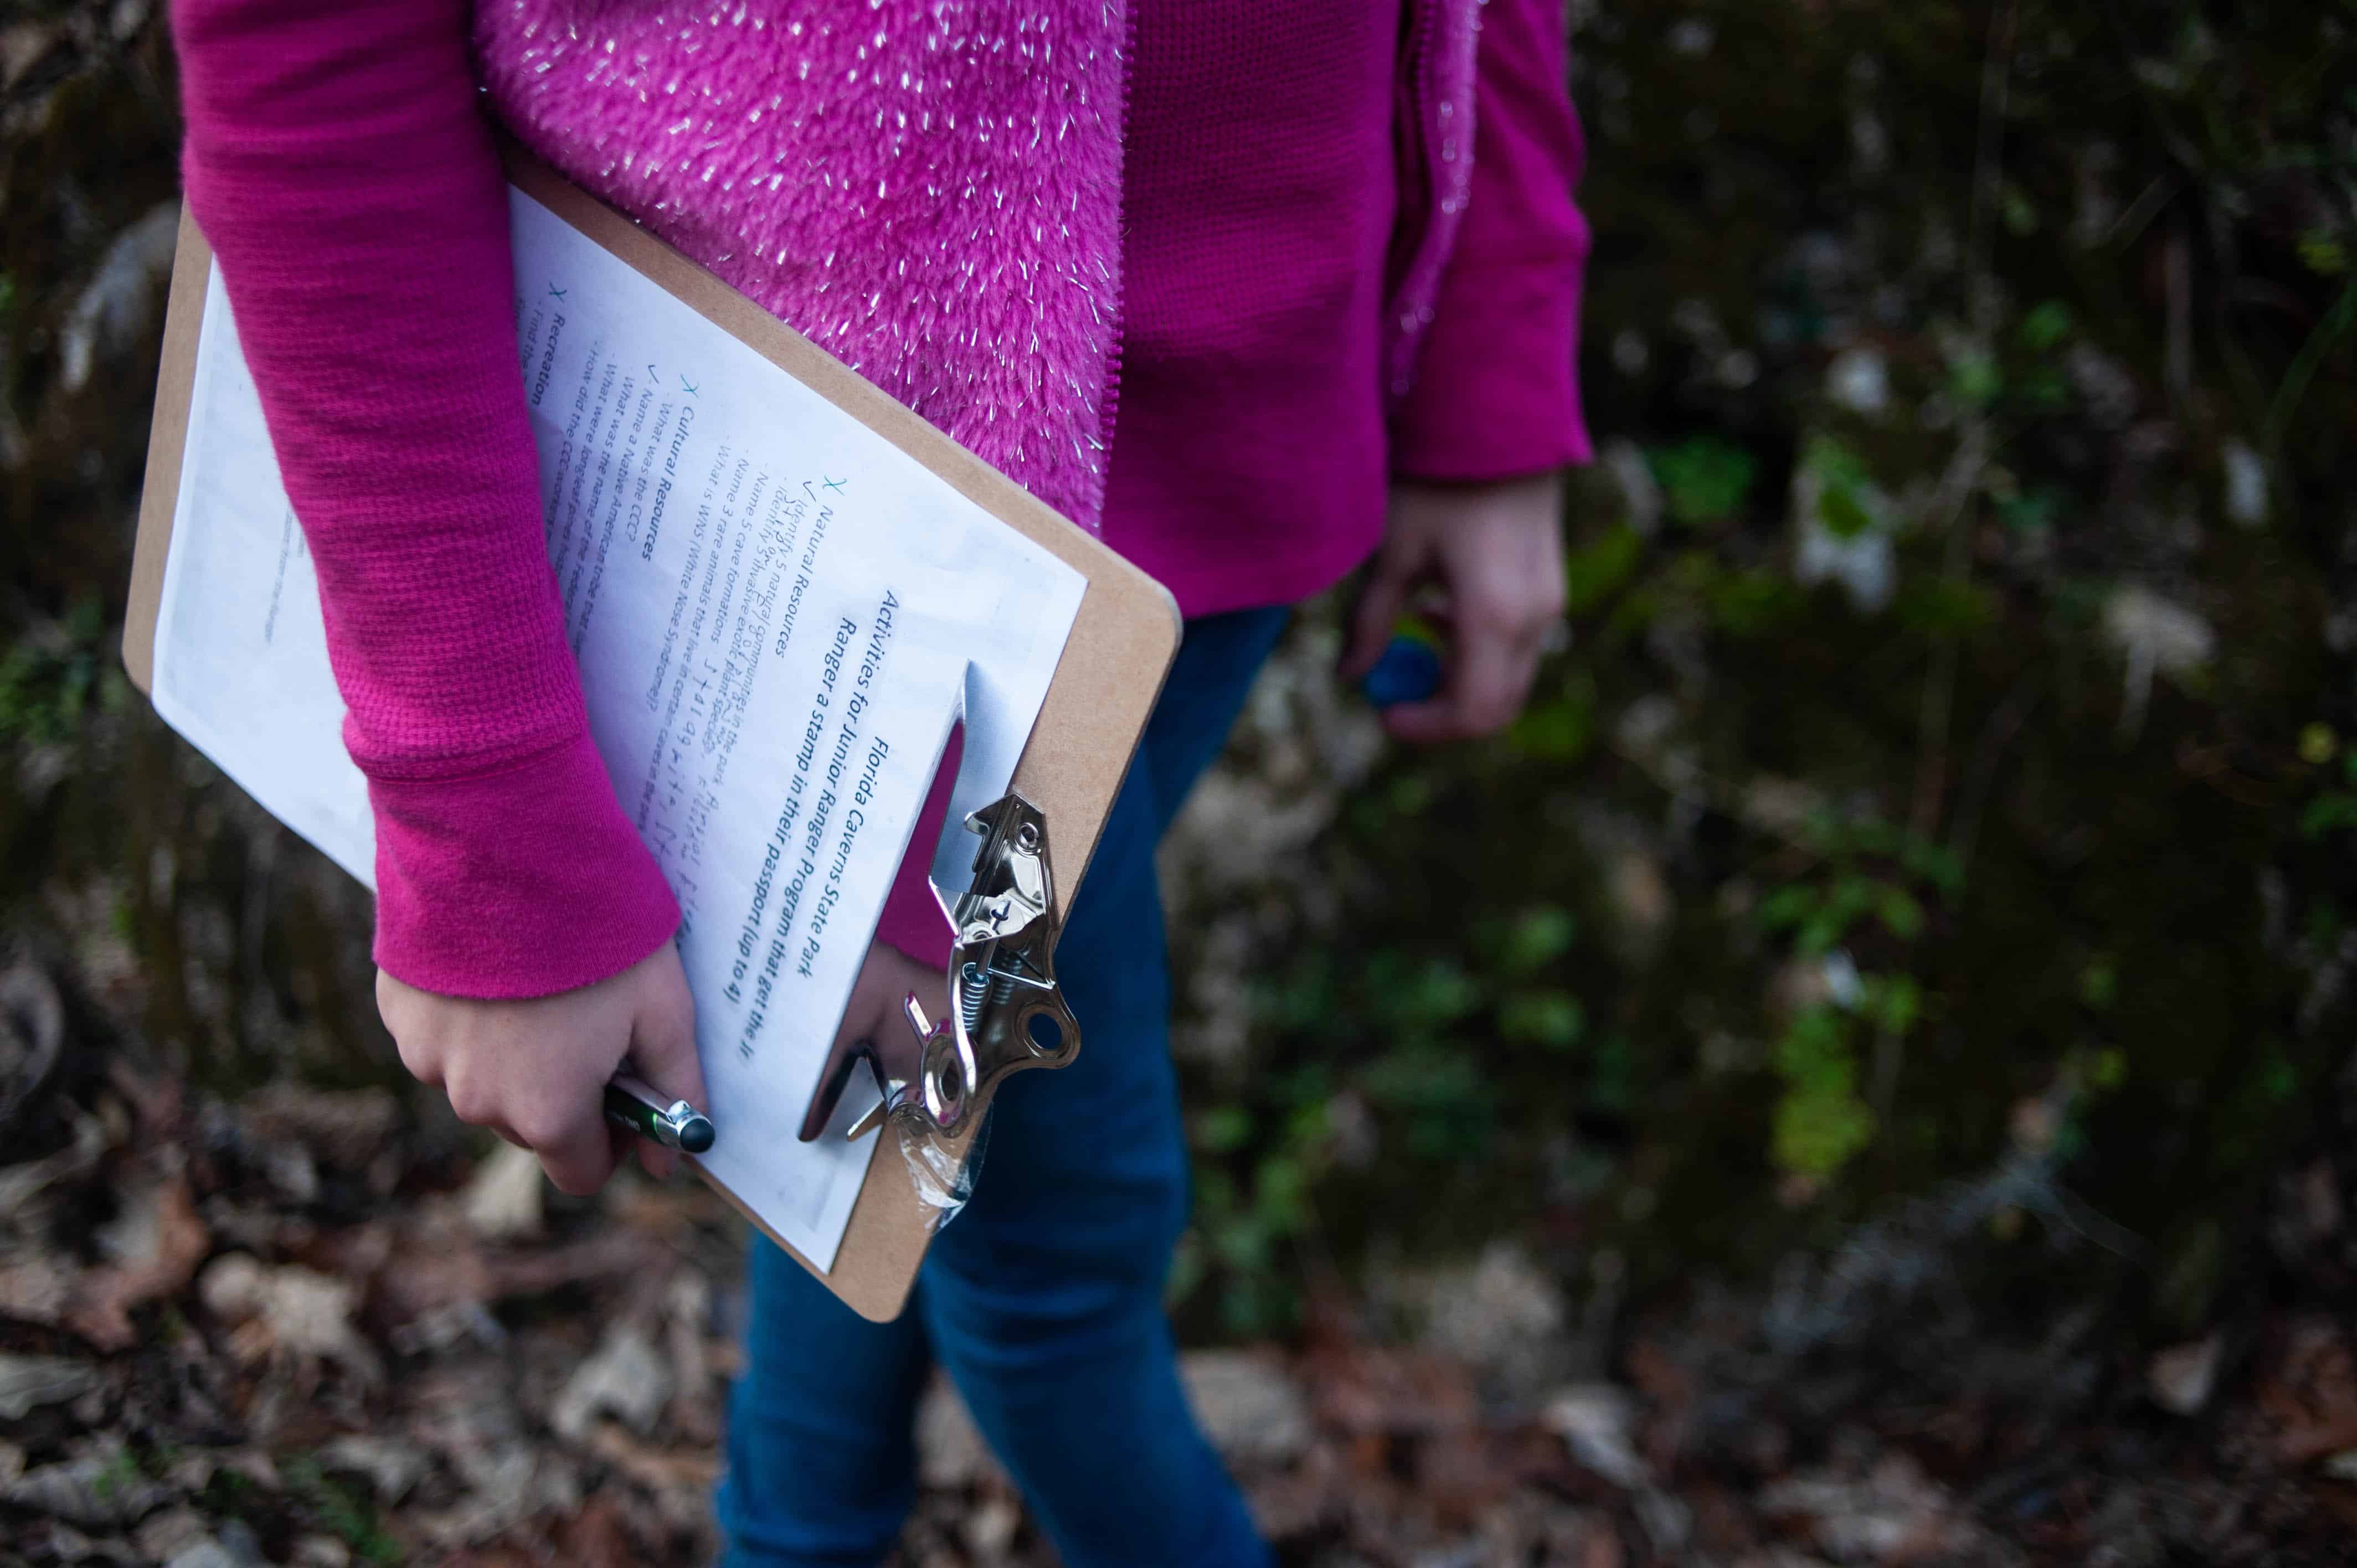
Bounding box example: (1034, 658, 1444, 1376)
(1341, 472, 1568, 743)
(799, 941, 941, 1140)
(378, 942, 704, 1194)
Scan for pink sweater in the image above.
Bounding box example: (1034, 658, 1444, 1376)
(171, 0, 1591, 998)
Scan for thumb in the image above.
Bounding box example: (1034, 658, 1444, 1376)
(1342, 547, 1421, 681)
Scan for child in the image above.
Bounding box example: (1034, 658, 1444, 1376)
(169, 1, 1592, 1561)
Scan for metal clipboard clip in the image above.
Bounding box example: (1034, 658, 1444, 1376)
(800, 792, 1080, 1143)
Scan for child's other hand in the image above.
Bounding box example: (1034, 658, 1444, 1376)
(378, 942, 704, 1194)
(799, 941, 940, 1141)
(1341, 472, 1567, 744)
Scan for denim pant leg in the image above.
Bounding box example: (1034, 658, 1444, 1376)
(919, 606, 1289, 1567)
(717, 606, 1290, 1567)
(716, 1240, 931, 1566)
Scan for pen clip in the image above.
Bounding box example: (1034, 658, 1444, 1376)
(805, 792, 1081, 1143)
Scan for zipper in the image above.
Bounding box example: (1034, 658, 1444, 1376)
(1383, 0, 1443, 405)
(1386, 0, 1440, 315)
(1092, 0, 1140, 512)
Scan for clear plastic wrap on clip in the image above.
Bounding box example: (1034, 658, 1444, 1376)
(899, 1109, 990, 1229)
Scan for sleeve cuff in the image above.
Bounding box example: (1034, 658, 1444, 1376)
(1391, 257, 1595, 483)
(368, 726, 681, 999)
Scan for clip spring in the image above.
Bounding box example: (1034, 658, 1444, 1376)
(806, 793, 1080, 1143)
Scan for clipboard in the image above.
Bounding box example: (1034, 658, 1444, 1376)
(122, 152, 1181, 1323)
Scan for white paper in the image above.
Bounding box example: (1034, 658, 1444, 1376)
(152, 188, 1085, 1270)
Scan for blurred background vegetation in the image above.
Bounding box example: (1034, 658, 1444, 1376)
(4, 0, 2355, 1431)
(1167, 0, 2357, 1370)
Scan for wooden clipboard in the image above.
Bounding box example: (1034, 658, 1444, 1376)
(123, 152, 1180, 1323)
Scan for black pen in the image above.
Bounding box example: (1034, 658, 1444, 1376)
(604, 1072, 716, 1154)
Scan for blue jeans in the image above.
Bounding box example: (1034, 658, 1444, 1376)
(718, 606, 1291, 1568)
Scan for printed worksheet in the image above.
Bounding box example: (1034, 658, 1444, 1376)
(152, 189, 1086, 1270)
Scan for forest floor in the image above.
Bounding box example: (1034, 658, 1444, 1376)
(3, 968, 2356, 1568)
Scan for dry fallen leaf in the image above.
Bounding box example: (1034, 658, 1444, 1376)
(1546, 1384, 1648, 1490)
(0, 1256, 78, 1328)
(65, 1170, 209, 1351)
(315, 1434, 433, 1505)
(2259, 1319, 2357, 1466)
(0, 1353, 101, 1420)
(553, 1497, 643, 1568)
(3, 1443, 173, 1529)
(200, 1254, 384, 1389)
(1304, 1339, 1479, 1443)
(457, 1142, 546, 1241)
(2148, 1333, 2222, 1416)
(587, 1420, 723, 1494)
(239, 1084, 399, 1167)
(553, 1322, 672, 1442)
(1181, 1350, 1313, 1468)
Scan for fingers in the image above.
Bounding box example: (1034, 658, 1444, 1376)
(617, 1122, 657, 1182)
(627, 944, 706, 1107)
(1368, 474, 1567, 743)
(799, 943, 941, 1141)
(623, 945, 702, 1178)
(800, 1033, 877, 1143)
(1382, 561, 1558, 742)
(1381, 615, 1540, 743)
(379, 970, 444, 1089)
(1341, 538, 1426, 680)
(527, 1090, 624, 1198)
(797, 946, 898, 1141)
(380, 949, 678, 1197)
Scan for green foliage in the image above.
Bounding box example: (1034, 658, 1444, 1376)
(1361, 1044, 1495, 1158)
(1185, 1068, 1348, 1337)
(0, 600, 112, 745)
(1587, 1031, 1635, 1116)
(1947, 347, 2002, 408)
(1508, 672, 1595, 761)
(1648, 436, 1757, 525)
(1705, 565, 1807, 636)
(1499, 989, 1586, 1050)
(1772, 1005, 1875, 1179)
(2017, 301, 2075, 353)
(1499, 905, 1577, 973)
(1891, 579, 1997, 637)
(282, 1457, 404, 1565)
(88, 1446, 143, 1504)
(1188, 880, 1613, 1328)
(1750, 819, 1955, 1179)
(2301, 751, 2357, 838)
(1648, 549, 1807, 638)
(1802, 435, 1880, 540)
(1996, 489, 2062, 536)
(2298, 229, 2349, 276)
(1563, 524, 1644, 614)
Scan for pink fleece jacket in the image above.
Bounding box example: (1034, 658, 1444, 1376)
(169, 0, 1592, 998)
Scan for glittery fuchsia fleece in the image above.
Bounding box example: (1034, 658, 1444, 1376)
(473, 1, 1131, 532)
(171, 0, 1592, 999)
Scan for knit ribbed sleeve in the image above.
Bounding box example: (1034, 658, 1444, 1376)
(172, 0, 680, 998)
